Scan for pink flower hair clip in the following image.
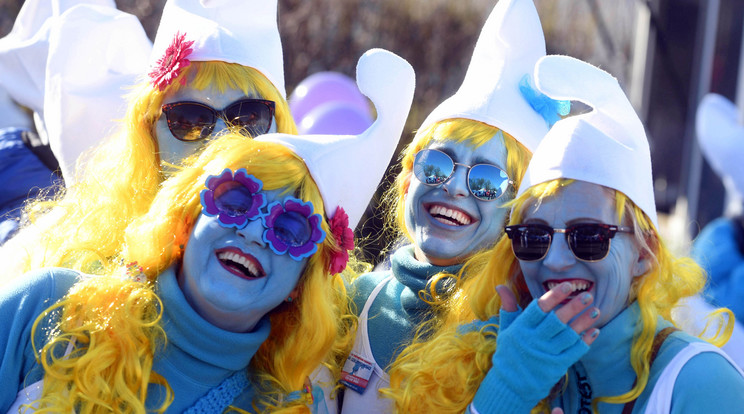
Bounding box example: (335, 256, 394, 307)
(149, 32, 195, 91)
(328, 206, 355, 274)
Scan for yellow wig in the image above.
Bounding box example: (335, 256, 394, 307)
(385, 179, 733, 413)
(30, 134, 354, 413)
(3, 61, 297, 279)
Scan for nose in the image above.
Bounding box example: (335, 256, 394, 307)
(213, 117, 229, 135)
(235, 219, 267, 248)
(441, 164, 470, 198)
(542, 232, 576, 272)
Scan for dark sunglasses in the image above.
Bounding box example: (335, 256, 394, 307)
(504, 223, 633, 262)
(162, 98, 275, 141)
(202, 169, 325, 261)
(412, 148, 513, 201)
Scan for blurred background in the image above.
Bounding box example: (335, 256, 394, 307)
(1, 0, 743, 262)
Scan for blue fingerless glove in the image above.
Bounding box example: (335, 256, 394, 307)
(471, 300, 590, 413)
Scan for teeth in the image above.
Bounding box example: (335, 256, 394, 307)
(218, 251, 260, 277)
(546, 280, 591, 293)
(428, 205, 472, 225)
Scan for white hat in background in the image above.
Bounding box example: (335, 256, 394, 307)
(418, 0, 564, 152)
(696, 93, 744, 205)
(0, 0, 106, 121)
(44, 4, 152, 185)
(150, 0, 286, 97)
(519, 55, 658, 228)
(257, 48, 415, 231)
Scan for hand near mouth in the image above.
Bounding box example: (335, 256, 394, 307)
(496, 282, 600, 346)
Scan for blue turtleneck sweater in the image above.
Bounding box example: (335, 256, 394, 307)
(0, 266, 271, 412)
(351, 245, 462, 370)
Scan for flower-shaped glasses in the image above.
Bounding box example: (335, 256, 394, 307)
(200, 169, 326, 261)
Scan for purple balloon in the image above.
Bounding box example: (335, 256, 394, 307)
(298, 101, 374, 135)
(289, 71, 372, 122)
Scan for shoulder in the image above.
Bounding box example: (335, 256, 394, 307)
(659, 335, 744, 412)
(349, 270, 392, 315)
(2, 267, 82, 306)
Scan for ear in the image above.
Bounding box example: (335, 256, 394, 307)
(631, 248, 652, 278)
(286, 286, 300, 302)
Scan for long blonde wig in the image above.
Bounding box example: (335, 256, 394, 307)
(3, 61, 297, 279)
(385, 179, 733, 413)
(30, 134, 354, 413)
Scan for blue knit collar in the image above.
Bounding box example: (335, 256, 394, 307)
(390, 245, 463, 313)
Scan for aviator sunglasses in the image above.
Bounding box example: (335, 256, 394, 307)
(201, 169, 325, 261)
(504, 223, 634, 262)
(412, 148, 513, 201)
(162, 98, 275, 141)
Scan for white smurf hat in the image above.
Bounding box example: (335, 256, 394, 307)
(419, 0, 561, 152)
(0, 0, 105, 119)
(150, 0, 286, 98)
(518, 55, 658, 228)
(44, 3, 151, 185)
(696, 93, 744, 202)
(256, 48, 416, 229)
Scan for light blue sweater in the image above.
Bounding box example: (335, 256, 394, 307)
(0, 266, 271, 412)
(351, 245, 462, 370)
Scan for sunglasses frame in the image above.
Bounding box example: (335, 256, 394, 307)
(413, 148, 514, 202)
(504, 222, 634, 262)
(162, 98, 276, 142)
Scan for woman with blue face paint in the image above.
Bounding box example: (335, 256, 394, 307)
(0, 0, 297, 279)
(339, 1, 568, 412)
(0, 49, 415, 413)
(388, 55, 744, 414)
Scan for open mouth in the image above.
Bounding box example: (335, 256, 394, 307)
(216, 248, 266, 280)
(427, 204, 473, 226)
(544, 279, 594, 299)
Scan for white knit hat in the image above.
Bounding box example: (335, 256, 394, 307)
(150, 0, 286, 98)
(696, 93, 744, 203)
(519, 55, 658, 228)
(257, 48, 416, 229)
(44, 4, 151, 185)
(419, 0, 553, 152)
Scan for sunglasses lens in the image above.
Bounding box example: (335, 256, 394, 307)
(272, 210, 312, 247)
(224, 100, 273, 137)
(569, 225, 612, 261)
(509, 226, 552, 261)
(213, 181, 260, 218)
(413, 149, 454, 185)
(468, 165, 510, 201)
(165, 104, 216, 141)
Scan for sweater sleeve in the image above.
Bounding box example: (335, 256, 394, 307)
(670, 351, 744, 413)
(0, 267, 78, 411)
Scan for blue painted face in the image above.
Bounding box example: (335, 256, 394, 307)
(517, 181, 649, 328)
(179, 187, 307, 333)
(404, 133, 510, 266)
(155, 79, 278, 165)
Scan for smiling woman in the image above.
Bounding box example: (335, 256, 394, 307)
(0, 48, 415, 413)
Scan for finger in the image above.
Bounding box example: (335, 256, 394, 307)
(568, 306, 599, 334)
(496, 285, 518, 312)
(581, 328, 600, 346)
(554, 292, 594, 324)
(536, 282, 573, 313)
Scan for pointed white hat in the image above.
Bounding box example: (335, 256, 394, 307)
(151, 0, 286, 97)
(518, 55, 658, 228)
(696, 93, 744, 201)
(257, 48, 416, 228)
(0, 0, 109, 118)
(419, 0, 554, 152)
(43, 3, 152, 185)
